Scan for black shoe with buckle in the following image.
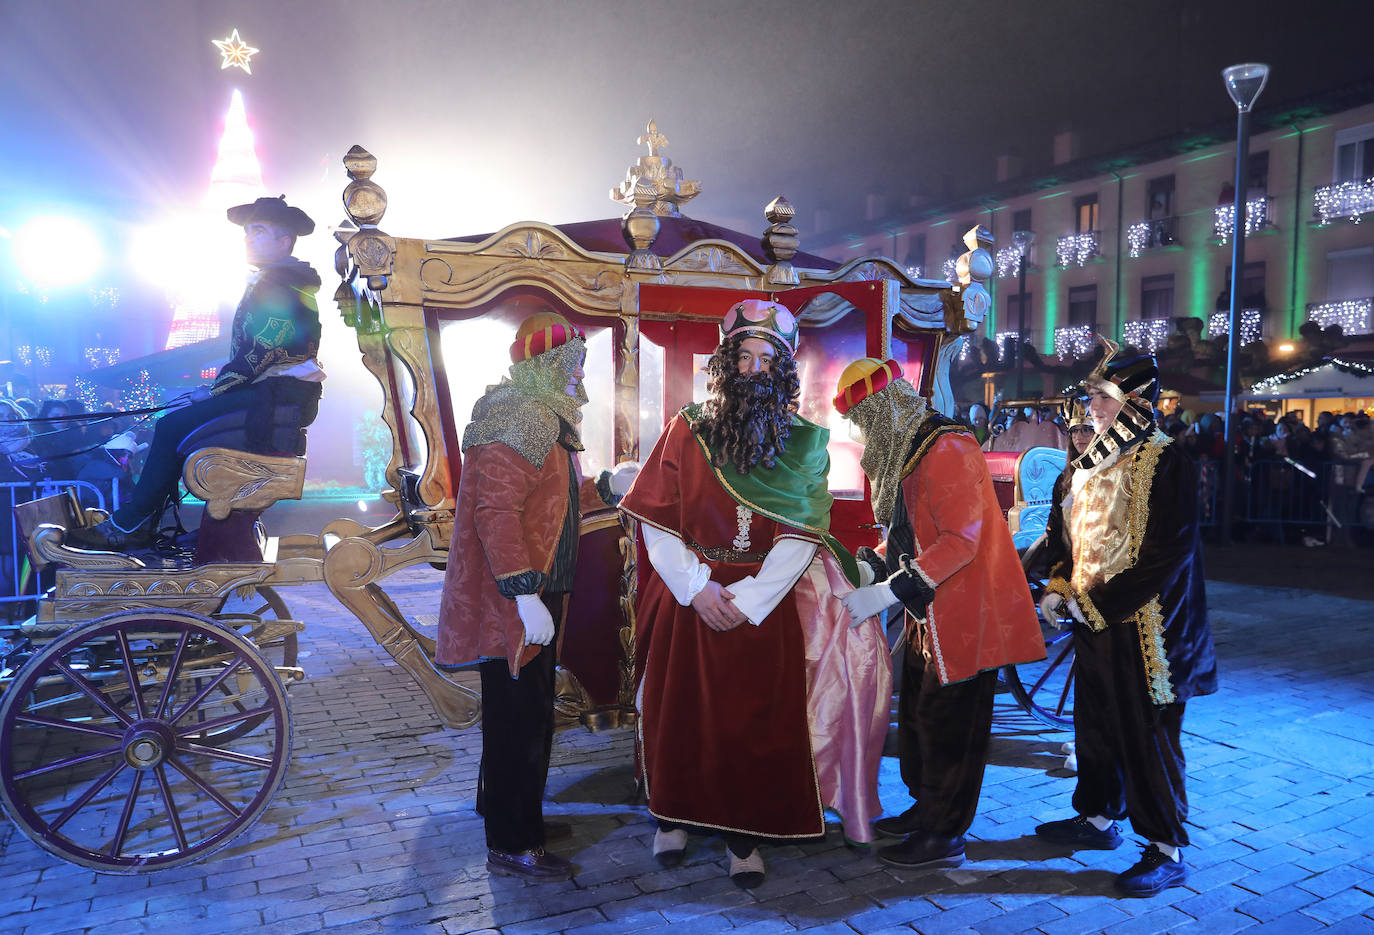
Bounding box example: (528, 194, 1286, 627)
(1035, 815, 1123, 850)
(877, 831, 966, 870)
(1115, 843, 1187, 897)
(873, 803, 921, 839)
(486, 846, 573, 882)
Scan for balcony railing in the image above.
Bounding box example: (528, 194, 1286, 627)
(1208, 308, 1263, 345)
(1306, 297, 1372, 335)
(1055, 231, 1099, 268)
(1122, 318, 1171, 352)
(1126, 217, 1179, 257)
(1213, 196, 1273, 244)
(1313, 178, 1374, 225)
(1053, 325, 1097, 360)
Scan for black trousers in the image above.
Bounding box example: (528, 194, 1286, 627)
(476, 594, 562, 853)
(897, 637, 998, 838)
(1071, 621, 1190, 847)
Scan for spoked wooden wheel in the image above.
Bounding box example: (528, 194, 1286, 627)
(1003, 620, 1076, 730)
(0, 610, 292, 872)
(208, 586, 300, 742)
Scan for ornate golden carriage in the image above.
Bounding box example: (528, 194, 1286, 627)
(0, 123, 997, 873)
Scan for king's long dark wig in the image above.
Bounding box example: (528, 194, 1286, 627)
(696, 334, 801, 474)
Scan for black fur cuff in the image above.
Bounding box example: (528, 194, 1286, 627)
(887, 555, 936, 617)
(496, 570, 549, 598)
(595, 470, 621, 507)
(855, 545, 887, 583)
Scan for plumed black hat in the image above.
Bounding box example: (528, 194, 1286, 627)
(226, 195, 315, 236)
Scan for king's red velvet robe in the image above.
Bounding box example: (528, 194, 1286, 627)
(621, 415, 826, 839)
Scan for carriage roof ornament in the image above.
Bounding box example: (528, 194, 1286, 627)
(610, 119, 702, 219)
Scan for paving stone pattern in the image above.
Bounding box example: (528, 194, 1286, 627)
(3, 565, 1373, 935)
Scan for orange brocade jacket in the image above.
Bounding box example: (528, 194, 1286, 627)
(896, 432, 1045, 684)
(435, 441, 601, 677)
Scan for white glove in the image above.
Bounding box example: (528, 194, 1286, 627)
(857, 562, 876, 587)
(1039, 592, 1067, 628)
(609, 461, 640, 497)
(841, 583, 897, 627)
(189, 384, 213, 403)
(1066, 597, 1087, 624)
(515, 594, 555, 646)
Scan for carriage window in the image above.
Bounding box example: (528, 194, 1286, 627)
(794, 303, 868, 499)
(638, 335, 666, 457)
(437, 315, 615, 476)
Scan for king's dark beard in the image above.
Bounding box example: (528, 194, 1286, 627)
(699, 370, 794, 474)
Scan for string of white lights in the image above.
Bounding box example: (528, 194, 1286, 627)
(1249, 356, 1374, 394)
(1126, 222, 1150, 258)
(1208, 308, 1263, 345)
(1214, 197, 1269, 243)
(1053, 325, 1096, 359)
(1306, 298, 1372, 335)
(1055, 232, 1099, 268)
(1123, 318, 1171, 352)
(995, 245, 1022, 277)
(1313, 178, 1374, 224)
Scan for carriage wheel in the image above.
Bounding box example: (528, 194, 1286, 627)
(1003, 623, 1076, 730)
(0, 610, 292, 872)
(206, 586, 299, 742)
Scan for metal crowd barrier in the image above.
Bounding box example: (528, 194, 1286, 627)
(1235, 458, 1372, 543)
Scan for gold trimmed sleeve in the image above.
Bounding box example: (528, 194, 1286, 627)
(1133, 596, 1176, 704)
(1076, 589, 1108, 632)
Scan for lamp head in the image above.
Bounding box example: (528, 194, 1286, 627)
(1222, 63, 1270, 113)
(1011, 229, 1034, 254)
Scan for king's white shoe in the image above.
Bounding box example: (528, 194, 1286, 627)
(728, 847, 765, 889)
(652, 827, 688, 868)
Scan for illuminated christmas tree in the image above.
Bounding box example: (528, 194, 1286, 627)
(164, 89, 264, 350)
(121, 369, 160, 410)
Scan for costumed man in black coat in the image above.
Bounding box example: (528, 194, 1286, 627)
(1034, 340, 1217, 898)
(71, 196, 323, 551)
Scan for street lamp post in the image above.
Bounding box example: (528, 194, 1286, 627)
(1012, 230, 1034, 399)
(1219, 63, 1270, 545)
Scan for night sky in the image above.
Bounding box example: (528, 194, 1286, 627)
(4, 0, 1373, 240)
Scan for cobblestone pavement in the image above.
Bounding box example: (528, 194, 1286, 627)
(3, 564, 1373, 935)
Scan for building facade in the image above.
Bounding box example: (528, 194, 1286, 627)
(812, 99, 1374, 368)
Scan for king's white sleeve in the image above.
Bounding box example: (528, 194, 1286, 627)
(726, 538, 819, 625)
(641, 525, 712, 606)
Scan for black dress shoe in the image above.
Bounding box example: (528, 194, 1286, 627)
(1035, 815, 1123, 850)
(877, 831, 966, 870)
(1114, 844, 1188, 897)
(486, 846, 573, 882)
(873, 803, 921, 839)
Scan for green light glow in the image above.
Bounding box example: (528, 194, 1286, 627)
(1042, 265, 1061, 353)
(1039, 189, 1070, 201)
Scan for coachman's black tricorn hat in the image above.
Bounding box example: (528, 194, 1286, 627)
(226, 195, 315, 236)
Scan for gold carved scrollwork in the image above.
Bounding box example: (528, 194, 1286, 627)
(33, 525, 144, 571)
(323, 529, 481, 729)
(553, 667, 594, 724)
(183, 448, 306, 521)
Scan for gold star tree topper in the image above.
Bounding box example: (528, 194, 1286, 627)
(212, 29, 259, 74)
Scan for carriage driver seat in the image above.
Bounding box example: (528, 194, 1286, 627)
(177, 378, 322, 564)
